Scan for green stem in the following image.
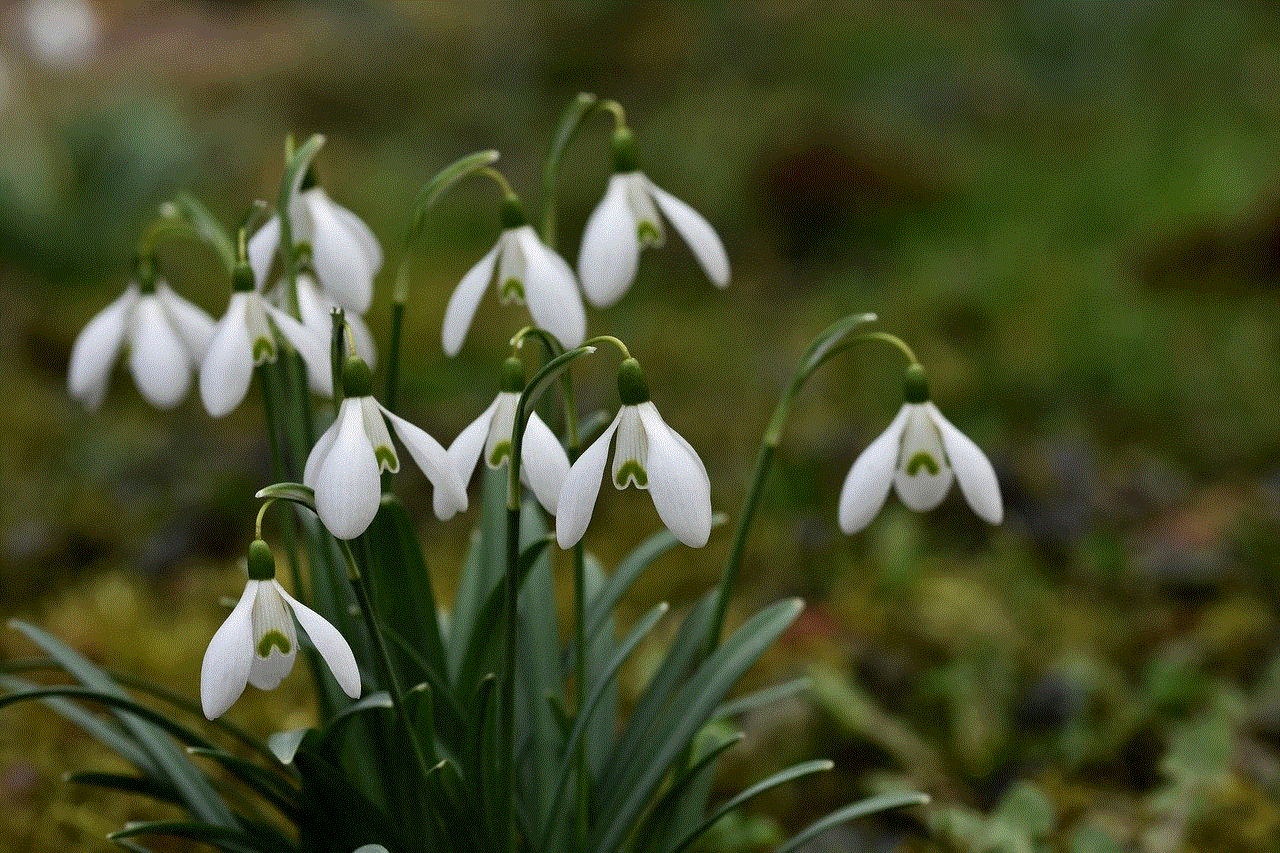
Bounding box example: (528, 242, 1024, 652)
(337, 540, 434, 791)
(385, 297, 405, 412)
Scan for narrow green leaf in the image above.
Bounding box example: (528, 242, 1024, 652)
(771, 791, 930, 853)
(65, 771, 182, 806)
(542, 602, 670, 842)
(279, 134, 325, 213)
(671, 759, 834, 853)
(595, 599, 805, 852)
(109, 820, 265, 853)
(321, 692, 393, 746)
(184, 748, 300, 819)
(631, 730, 743, 853)
(541, 92, 599, 243)
(0, 687, 218, 753)
(715, 677, 810, 720)
(404, 150, 500, 248)
(522, 346, 595, 421)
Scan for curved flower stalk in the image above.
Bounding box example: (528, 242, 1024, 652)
(201, 539, 360, 719)
(557, 357, 711, 549)
(839, 365, 1002, 534)
(248, 183, 381, 314)
(442, 196, 584, 356)
(305, 356, 467, 539)
(68, 270, 215, 410)
(578, 127, 729, 308)
(200, 265, 333, 417)
(450, 357, 569, 514)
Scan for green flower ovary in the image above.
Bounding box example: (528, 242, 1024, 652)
(257, 631, 291, 657)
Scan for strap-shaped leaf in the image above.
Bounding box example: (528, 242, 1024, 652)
(185, 748, 300, 819)
(166, 192, 237, 272)
(797, 312, 879, 379)
(714, 677, 810, 720)
(65, 771, 182, 806)
(403, 150, 500, 250)
(771, 791, 930, 853)
(594, 599, 804, 852)
(1, 624, 236, 828)
(671, 759, 834, 853)
(540, 92, 599, 244)
(630, 729, 744, 853)
(109, 820, 269, 853)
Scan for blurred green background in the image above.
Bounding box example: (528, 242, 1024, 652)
(4, 1, 1280, 850)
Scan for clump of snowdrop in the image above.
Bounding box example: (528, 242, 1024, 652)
(68, 254, 215, 410)
(305, 356, 468, 540)
(578, 127, 729, 308)
(443, 193, 584, 355)
(201, 539, 360, 719)
(448, 356, 569, 514)
(839, 364, 1002, 534)
(557, 357, 712, 549)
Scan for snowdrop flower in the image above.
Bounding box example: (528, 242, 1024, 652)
(200, 264, 333, 417)
(68, 266, 215, 410)
(248, 181, 381, 315)
(305, 357, 468, 540)
(201, 539, 360, 719)
(557, 358, 711, 549)
(442, 196, 584, 356)
(578, 128, 729, 308)
(839, 365, 1002, 534)
(449, 357, 569, 514)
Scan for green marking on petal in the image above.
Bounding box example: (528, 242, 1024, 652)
(375, 445, 398, 471)
(498, 278, 525, 305)
(613, 460, 648, 489)
(486, 440, 512, 468)
(637, 221, 661, 247)
(253, 337, 276, 365)
(905, 452, 940, 476)
(257, 631, 291, 657)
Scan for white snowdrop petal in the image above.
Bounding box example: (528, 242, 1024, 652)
(380, 404, 469, 521)
(485, 392, 519, 469)
(247, 216, 281, 288)
(307, 190, 373, 314)
(68, 286, 135, 409)
(247, 581, 298, 690)
(304, 417, 341, 490)
(128, 295, 192, 408)
(578, 175, 639, 308)
(928, 403, 1003, 525)
(625, 173, 665, 246)
(495, 230, 525, 305)
(521, 412, 570, 515)
(200, 580, 257, 719)
(329, 199, 383, 273)
(314, 399, 381, 540)
(838, 405, 909, 534)
(612, 406, 648, 489)
(276, 582, 362, 699)
(442, 242, 500, 357)
(295, 276, 329, 335)
(200, 294, 254, 417)
(518, 227, 586, 349)
(449, 397, 500, 490)
(637, 403, 712, 548)
(157, 284, 215, 358)
(893, 404, 953, 512)
(556, 412, 622, 549)
(648, 180, 730, 288)
(264, 303, 334, 399)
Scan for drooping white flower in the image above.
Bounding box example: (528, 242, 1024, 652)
(449, 357, 569, 514)
(200, 268, 333, 418)
(201, 540, 360, 719)
(578, 129, 729, 308)
(557, 359, 711, 549)
(442, 198, 584, 356)
(304, 357, 468, 540)
(248, 185, 381, 315)
(68, 278, 214, 410)
(838, 367, 1002, 534)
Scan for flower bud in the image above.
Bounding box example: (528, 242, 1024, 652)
(231, 260, 256, 293)
(499, 194, 527, 230)
(500, 356, 525, 393)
